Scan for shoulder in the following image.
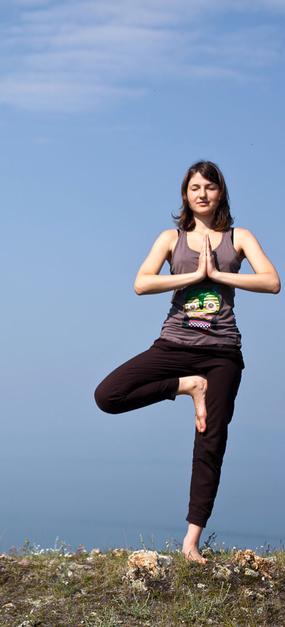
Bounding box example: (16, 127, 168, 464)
(157, 228, 179, 241)
(233, 226, 252, 237)
(233, 227, 257, 245)
(233, 227, 260, 259)
(157, 229, 180, 263)
(154, 228, 179, 249)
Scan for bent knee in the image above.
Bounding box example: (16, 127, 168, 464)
(94, 383, 122, 414)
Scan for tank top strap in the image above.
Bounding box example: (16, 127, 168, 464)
(172, 227, 185, 254)
(225, 227, 234, 245)
(169, 228, 184, 273)
(222, 228, 235, 252)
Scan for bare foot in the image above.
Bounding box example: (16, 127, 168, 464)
(182, 538, 208, 564)
(182, 537, 208, 564)
(177, 375, 208, 432)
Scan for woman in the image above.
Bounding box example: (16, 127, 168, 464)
(95, 160, 281, 564)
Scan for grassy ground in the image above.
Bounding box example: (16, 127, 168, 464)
(0, 534, 284, 627)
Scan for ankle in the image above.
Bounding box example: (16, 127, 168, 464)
(185, 522, 203, 544)
(177, 375, 192, 395)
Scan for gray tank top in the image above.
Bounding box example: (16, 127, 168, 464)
(159, 228, 243, 348)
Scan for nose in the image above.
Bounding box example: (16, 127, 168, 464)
(198, 187, 207, 198)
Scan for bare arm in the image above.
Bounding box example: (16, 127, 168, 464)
(209, 228, 281, 294)
(134, 230, 205, 295)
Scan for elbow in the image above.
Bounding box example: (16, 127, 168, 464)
(272, 280, 281, 294)
(269, 273, 281, 294)
(134, 281, 144, 295)
(134, 273, 150, 295)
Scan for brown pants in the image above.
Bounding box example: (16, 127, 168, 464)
(94, 337, 243, 528)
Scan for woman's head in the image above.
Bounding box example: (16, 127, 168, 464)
(172, 160, 233, 231)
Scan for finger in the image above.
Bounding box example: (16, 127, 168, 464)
(205, 235, 210, 254)
(208, 237, 214, 256)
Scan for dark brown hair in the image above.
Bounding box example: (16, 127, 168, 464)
(172, 160, 234, 231)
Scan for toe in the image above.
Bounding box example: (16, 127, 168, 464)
(196, 415, 207, 432)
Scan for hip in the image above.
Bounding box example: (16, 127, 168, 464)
(152, 336, 245, 370)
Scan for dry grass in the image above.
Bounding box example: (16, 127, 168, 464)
(0, 534, 284, 626)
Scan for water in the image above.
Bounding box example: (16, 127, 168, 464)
(1, 402, 284, 557)
(0, 453, 283, 557)
(1, 516, 283, 557)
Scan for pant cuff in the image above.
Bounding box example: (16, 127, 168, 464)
(169, 378, 179, 400)
(186, 515, 207, 528)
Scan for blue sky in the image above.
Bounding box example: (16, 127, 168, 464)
(0, 0, 284, 552)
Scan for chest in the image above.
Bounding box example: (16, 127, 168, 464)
(185, 231, 223, 253)
(170, 230, 242, 275)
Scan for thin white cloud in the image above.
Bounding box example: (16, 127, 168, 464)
(0, 0, 283, 112)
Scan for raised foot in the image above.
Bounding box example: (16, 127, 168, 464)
(179, 375, 208, 432)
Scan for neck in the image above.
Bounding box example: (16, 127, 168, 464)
(192, 216, 215, 232)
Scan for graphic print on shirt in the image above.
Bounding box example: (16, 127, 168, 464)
(182, 287, 222, 330)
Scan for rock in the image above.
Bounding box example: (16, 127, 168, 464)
(232, 549, 276, 580)
(243, 587, 256, 598)
(243, 588, 264, 600)
(68, 562, 89, 571)
(111, 548, 126, 556)
(211, 564, 233, 581)
(123, 550, 173, 592)
(86, 548, 101, 561)
(18, 558, 30, 567)
(244, 567, 259, 577)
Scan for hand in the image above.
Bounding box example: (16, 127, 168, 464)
(206, 235, 219, 280)
(196, 235, 207, 280)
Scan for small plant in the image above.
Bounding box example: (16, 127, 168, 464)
(202, 531, 218, 550)
(138, 533, 148, 551)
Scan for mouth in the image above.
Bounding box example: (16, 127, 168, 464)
(184, 311, 213, 320)
(186, 318, 211, 330)
(198, 202, 209, 205)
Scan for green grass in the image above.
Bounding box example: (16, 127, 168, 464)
(0, 534, 284, 626)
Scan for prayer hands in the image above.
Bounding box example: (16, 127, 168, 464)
(197, 234, 219, 281)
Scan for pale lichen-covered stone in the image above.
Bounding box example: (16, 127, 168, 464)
(211, 564, 233, 580)
(232, 549, 277, 580)
(123, 550, 173, 592)
(88, 548, 101, 558)
(244, 567, 259, 577)
(243, 587, 264, 600)
(110, 548, 126, 556)
(17, 558, 30, 567)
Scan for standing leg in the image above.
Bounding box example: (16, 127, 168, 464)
(183, 358, 242, 562)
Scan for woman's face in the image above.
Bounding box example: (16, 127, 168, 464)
(186, 171, 221, 216)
